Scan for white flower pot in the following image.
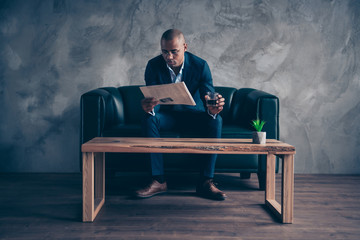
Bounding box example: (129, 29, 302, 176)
(252, 131, 266, 144)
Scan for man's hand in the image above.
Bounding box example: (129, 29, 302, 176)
(141, 97, 159, 113)
(205, 94, 225, 115)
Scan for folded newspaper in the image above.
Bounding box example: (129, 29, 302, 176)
(140, 82, 196, 106)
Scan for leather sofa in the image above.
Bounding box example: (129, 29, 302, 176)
(80, 86, 279, 189)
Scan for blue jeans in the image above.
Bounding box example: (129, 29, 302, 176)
(142, 111, 222, 178)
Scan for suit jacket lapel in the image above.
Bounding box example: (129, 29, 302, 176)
(182, 52, 193, 89)
(159, 57, 172, 84)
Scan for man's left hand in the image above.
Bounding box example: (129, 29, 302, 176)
(206, 94, 225, 115)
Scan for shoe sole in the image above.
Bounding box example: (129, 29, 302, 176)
(136, 190, 167, 199)
(196, 191, 227, 201)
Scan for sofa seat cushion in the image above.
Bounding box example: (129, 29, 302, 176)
(103, 124, 253, 139)
(103, 123, 182, 138)
(221, 125, 253, 138)
(215, 154, 258, 170)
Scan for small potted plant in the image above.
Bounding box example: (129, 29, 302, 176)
(251, 119, 266, 144)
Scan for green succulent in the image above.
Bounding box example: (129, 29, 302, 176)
(251, 119, 266, 132)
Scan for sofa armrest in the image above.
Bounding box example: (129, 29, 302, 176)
(231, 88, 280, 187)
(247, 89, 279, 140)
(232, 88, 279, 140)
(80, 87, 124, 145)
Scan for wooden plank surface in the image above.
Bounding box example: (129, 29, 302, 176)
(2, 174, 360, 239)
(82, 137, 296, 155)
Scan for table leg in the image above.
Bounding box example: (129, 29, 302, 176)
(82, 152, 94, 222)
(94, 152, 105, 218)
(282, 154, 294, 223)
(82, 152, 105, 222)
(265, 153, 294, 223)
(266, 154, 276, 201)
(265, 154, 282, 220)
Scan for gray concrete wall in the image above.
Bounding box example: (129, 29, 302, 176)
(0, 0, 359, 173)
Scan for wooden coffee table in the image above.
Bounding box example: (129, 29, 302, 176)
(81, 137, 295, 223)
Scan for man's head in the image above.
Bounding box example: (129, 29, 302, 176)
(160, 29, 187, 69)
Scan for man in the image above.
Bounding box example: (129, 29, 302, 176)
(136, 29, 226, 200)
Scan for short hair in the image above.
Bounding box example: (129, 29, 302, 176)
(161, 29, 185, 43)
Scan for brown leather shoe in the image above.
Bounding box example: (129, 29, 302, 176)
(136, 180, 167, 198)
(196, 179, 227, 201)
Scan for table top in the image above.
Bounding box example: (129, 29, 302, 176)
(82, 137, 295, 155)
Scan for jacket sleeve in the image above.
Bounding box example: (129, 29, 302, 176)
(144, 59, 161, 113)
(144, 61, 157, 86)
(199, 61, 215, 107)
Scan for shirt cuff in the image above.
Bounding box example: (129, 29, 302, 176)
(148, 109, 155, 116)
(207, 109, 217, 119)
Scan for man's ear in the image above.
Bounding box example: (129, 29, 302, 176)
(184, 43, 188, 52)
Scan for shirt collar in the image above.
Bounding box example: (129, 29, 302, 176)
(166, 57, 185, 83)
(166, 59, 185, 76)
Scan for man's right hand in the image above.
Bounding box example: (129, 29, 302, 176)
(141, 97, 159, 113)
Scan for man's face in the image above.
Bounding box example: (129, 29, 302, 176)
(161, 37, 187, 69)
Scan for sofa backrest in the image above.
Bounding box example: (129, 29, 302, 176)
(118, 85, 145, 125)
(214, 86, 237, 124)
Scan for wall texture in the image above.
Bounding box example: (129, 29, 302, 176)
(0, 0, 359, 173)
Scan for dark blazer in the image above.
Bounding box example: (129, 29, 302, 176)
(144, 52, 215, 112)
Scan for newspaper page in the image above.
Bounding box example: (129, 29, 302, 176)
(140, 82, 196, 106)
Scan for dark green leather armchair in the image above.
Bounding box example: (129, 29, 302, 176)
(80, 86, 279, 189)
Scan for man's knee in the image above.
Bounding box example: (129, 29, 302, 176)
(201, 114, 222, 138)
(143, 113, 158, 126)
(208, 114, 222, 129)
